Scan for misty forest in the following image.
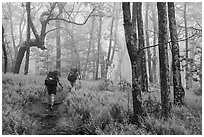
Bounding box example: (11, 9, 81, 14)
(2, 2, 202, 135)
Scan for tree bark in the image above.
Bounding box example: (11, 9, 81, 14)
(56, 19, 61, 75)
(24, 2, 31, 75)
(132, 3, 138, 50)
(184, 3, 189, 89)
(123, 2, 143, 124)
(110, 14, 119, 62)
(95, 16, 102, 80)
(105, 16, 115, 78)
(136, 2, 148, 93)
(168, 2, 185, 106)
(92, 38, 96, 78)
(7, 3, 17, 72)
(2, 26, 7, 73)
(110, 3, 119, 63)
(100, 52, 106, 78)
(157, 2, 171, 118)
(145, 3, 152, 83)
(152, 3, 158, 83)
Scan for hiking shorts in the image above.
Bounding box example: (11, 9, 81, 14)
(46, 85, 57, 95)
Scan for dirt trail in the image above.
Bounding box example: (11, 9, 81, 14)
(25, 91, 76, 135)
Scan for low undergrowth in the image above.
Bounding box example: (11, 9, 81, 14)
(2, 74, 202, 135)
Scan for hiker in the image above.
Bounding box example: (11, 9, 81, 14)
(67, 67, 80, 88)
(45, 70, 63, 109)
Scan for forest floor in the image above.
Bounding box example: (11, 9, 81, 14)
(2, 73, 202, 135)
(25, 89, 79, 135)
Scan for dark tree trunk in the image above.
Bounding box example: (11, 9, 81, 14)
(123, 2, 143, 124)
(157, 2, 171, 118)
(168, 2, 185, 106)
(136, 2, 148, 93)
(56, 20, 61, 75)
(145, 3, 152, 83)
(2, 26, 7, 73)
(14, 39, 45, 74)
(24, 2, 31, 75)
(95, 16, 102, 80)
(100, 53, 106, 78)
(14, 44, 27, 74)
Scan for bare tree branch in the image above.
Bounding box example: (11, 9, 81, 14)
(30, 19, 40, 40)
(56, 2, 66, 18)
(49, 7, 96, 25)
(45, 27, 63, 35)
(178, 25, 202, 32)
(138, 31, 199, 54)
(196, 21, 202, 28)
(47, 2, 57, 19)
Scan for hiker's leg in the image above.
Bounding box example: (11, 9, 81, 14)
(51, 94, 54, 106)
(70, 81, 74, 87)
(47, 86, 52, 104)
(73, 81, 76, 90)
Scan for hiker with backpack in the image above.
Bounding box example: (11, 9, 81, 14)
(45, 70, 63, 109)
(67, 67, 80, 89)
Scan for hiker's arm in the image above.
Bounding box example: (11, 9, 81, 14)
(56, 76, 63, 88)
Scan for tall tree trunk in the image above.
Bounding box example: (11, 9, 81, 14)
(152, 4, 158, 83)
(67, 23, 81, 72)
(14, 39, 45, 74)
(110, 2, 119, 62)
(136, 2, 148, 93)
(199, 53, 202, 90)
(84, 16, 95, 78)
(188, 44, 195, 88)
(157, 2, 171, 118)
(7, 3, 17, 72)
(132, 3, 138, 50)
(92, 40, 96, 78)
(100, 53, 106, 78)
(110, 15, 119, 62)
(105, 17, 115, 78)
(145, 3, 152, 83)
(2, 26, 7, 73)
(123, 2, 143, 124)
(46, 37, 49, 72)
(168, 2, 185, 106)
(184, 3, 189, 89)
(95, 16, 102, 80)
(14, 5, 46, 74)
(56, 20, 61, 75)
(24, 2, 31, 75)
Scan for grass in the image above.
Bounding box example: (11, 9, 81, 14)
(2, 73, 202, 135)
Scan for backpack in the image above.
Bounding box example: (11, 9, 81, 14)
(67, 71, 78, 82)
(45, 71, 58, 86)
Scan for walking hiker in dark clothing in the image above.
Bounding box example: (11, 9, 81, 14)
(67, 67, 80, 88)
(45, 70, 63, 109)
